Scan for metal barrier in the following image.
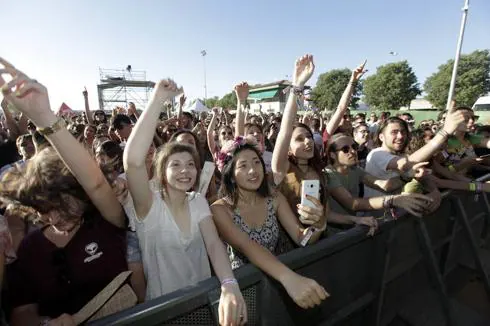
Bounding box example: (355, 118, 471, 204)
(91, 174, 490, 326)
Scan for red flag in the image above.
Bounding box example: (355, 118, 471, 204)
(57, 102, 75, 117)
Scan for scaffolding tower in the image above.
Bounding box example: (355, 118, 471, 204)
(97, 68, 155, 112)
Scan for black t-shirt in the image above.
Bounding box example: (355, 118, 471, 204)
(8, 214, 127, 318)
(0, 141, 19, 170)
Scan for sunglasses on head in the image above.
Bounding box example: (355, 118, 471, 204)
(335, 143, 359, 154)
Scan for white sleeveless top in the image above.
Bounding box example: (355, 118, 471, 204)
(131, 191, 212, 300)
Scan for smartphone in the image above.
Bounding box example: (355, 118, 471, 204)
(301, 180, 320, 208)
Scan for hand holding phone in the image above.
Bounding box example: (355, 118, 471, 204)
(301, 180, 320, 208)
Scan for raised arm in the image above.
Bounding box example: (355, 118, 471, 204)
(325, 60, 366, 136)
(234, 82, 249, 137)
(0, 58, 124, 228)
(1, 98, 20, 141)
(176, 94, 186, 128)
(272, 54, 315, 185)
(207, 107, 219, 155)
(124, 79, 182, 218)
(82, 87, 94, 125)
(387, 110, 465, 173)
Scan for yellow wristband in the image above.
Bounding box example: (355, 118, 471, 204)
(469, 183, 476, 192)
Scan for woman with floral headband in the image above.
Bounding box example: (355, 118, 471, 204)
(211, 135, 329, 309)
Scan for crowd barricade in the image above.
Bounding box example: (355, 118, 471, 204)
(91, 174, 490, 326)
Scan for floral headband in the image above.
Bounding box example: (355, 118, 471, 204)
(216, 135, 259, 172)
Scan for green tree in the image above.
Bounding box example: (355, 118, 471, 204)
(363, 60, 421, 111)
(424, 49, 490, 109)
(204, 96, 219, 108)
(218, 92, 237, 109)
(312, 69, 362, 110)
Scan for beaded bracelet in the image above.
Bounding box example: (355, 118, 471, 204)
(470, 182, 483, 192)
(383, 195, 394, 209)
(221, 278, 238, 286)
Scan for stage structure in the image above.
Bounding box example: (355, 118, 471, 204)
(97, 66, 155, 112)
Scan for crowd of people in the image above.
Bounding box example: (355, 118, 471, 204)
(0, 54, 489, 326)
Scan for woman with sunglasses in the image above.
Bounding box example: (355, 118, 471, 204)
(123, 79, 247, 325)
(211, 136, 329, 309)
(325, 134, 433, 230)
(1, 58, 128, 326)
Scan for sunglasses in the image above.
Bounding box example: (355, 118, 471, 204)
(335, 143, 359, 154)
(220, 131, 233, 136)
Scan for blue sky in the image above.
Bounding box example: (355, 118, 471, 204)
(2, 0, 489, 112)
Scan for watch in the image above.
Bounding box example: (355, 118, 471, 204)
(37, 118, 66, 136)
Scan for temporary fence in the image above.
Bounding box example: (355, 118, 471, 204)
(91, 174, 490, 326)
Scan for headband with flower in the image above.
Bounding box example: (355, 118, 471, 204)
(216, 135, 259, 172)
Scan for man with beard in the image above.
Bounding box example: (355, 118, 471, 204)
(364, 111, 465, 215)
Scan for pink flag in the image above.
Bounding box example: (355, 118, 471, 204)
(57, 102, 75, 117)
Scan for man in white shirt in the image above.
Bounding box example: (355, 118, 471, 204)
(364, 112, 466, 214)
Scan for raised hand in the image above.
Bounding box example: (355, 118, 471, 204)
(443, 109, 466, 135)
(212, 107, 220, 116)
(234, 82, 249, 103)
(83, 86, 88, 98)
(179, 94, 187, 107)
(351, 60, 368, 82)
(281, 272, 329, 309)
(412, 162, 432, 179)
(293, 54, 315, 87)
(151, 79, 183, 104)
(0, 57, 54, 127)
(127, 102, 137, 116)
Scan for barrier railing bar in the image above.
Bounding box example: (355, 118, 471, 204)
(453, 196, 490, 299)
(90, 174, 490, 326)
(372, 230, 394, 326)
(319, 293, 375, 326)
(414, 217, 456, 326)
(479, 192, 490, 243)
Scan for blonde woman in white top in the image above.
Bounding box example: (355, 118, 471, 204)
(124, 79, 247, 325)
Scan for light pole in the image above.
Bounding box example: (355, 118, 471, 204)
(446, 0, 470, 112)
(201, 50, 207, 101)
